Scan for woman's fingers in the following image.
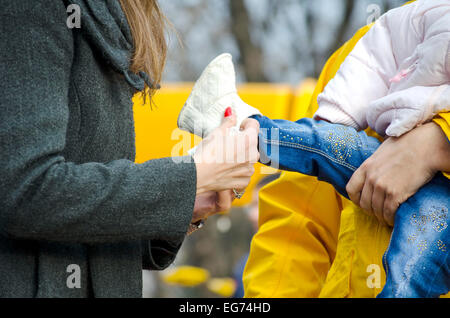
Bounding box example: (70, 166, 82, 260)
(216, 190, 235, 212)
(194, 108, 259, 194)
(192, 192, 218, 222)
(233, 178, 253, 191)
(221, 108, 237, 130)
(192, 190, 236, 224)
(228, 164, 255, 179)
(241, 118, 260, 132)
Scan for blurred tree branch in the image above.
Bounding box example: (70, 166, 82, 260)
(328, 0, 355, 57)
(228, 0, 268, 82)
(228, 0, 356, 81)
(163, 0, 403, 83)
(306, 0, 355, 77)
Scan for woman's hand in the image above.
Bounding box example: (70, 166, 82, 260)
(194, 110, 260, 195)
(191, 190, 235, 224)
(346, 122, 450, 226)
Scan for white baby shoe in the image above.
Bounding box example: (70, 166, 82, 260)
(177, 53, 262, 138)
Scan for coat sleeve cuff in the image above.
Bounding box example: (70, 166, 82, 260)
(141, 156, 196, 269)
(142, 239, 184, 271)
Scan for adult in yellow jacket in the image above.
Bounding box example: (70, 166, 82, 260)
(243, 17, 450, 298)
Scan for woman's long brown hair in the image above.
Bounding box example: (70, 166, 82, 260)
(119, 0, 168, 100)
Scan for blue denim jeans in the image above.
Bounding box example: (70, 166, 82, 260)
(252, 115, 450, 298)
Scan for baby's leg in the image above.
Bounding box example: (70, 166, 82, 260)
(378, 174, 450, 298)
(252, 115, 381, 197)
(252, 115, 450, 297)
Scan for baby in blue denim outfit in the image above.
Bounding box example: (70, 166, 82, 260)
(251, 116, 449, 298)
(178, 51, 449, 298)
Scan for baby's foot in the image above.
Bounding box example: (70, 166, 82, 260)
(177, 53, 262, 138)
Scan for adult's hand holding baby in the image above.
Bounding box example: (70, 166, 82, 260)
(346, 122, 450, 227)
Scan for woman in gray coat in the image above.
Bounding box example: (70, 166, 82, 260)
(0, 0, 258, 297)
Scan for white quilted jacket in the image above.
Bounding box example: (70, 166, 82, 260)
(314, 0, 450, 137)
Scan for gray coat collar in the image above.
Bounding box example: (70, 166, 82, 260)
(67, 0, 155, 91)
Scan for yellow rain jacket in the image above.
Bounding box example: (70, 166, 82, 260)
(243, 18, 450, 298)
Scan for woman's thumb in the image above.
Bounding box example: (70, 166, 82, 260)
(221, 107, 237, 129)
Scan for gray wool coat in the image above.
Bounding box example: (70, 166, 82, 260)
(0, 0, 196, 297)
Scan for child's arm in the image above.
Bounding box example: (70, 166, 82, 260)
(367, 2, 450, 137)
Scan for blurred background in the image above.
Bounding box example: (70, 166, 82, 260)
(141, 0, 406, 298)
(161, 0, 404, 83)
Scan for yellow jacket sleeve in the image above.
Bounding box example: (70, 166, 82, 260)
(433, 113, 450, 138)
(433, 112, 450, 179)
(243, 173, 342, 297)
